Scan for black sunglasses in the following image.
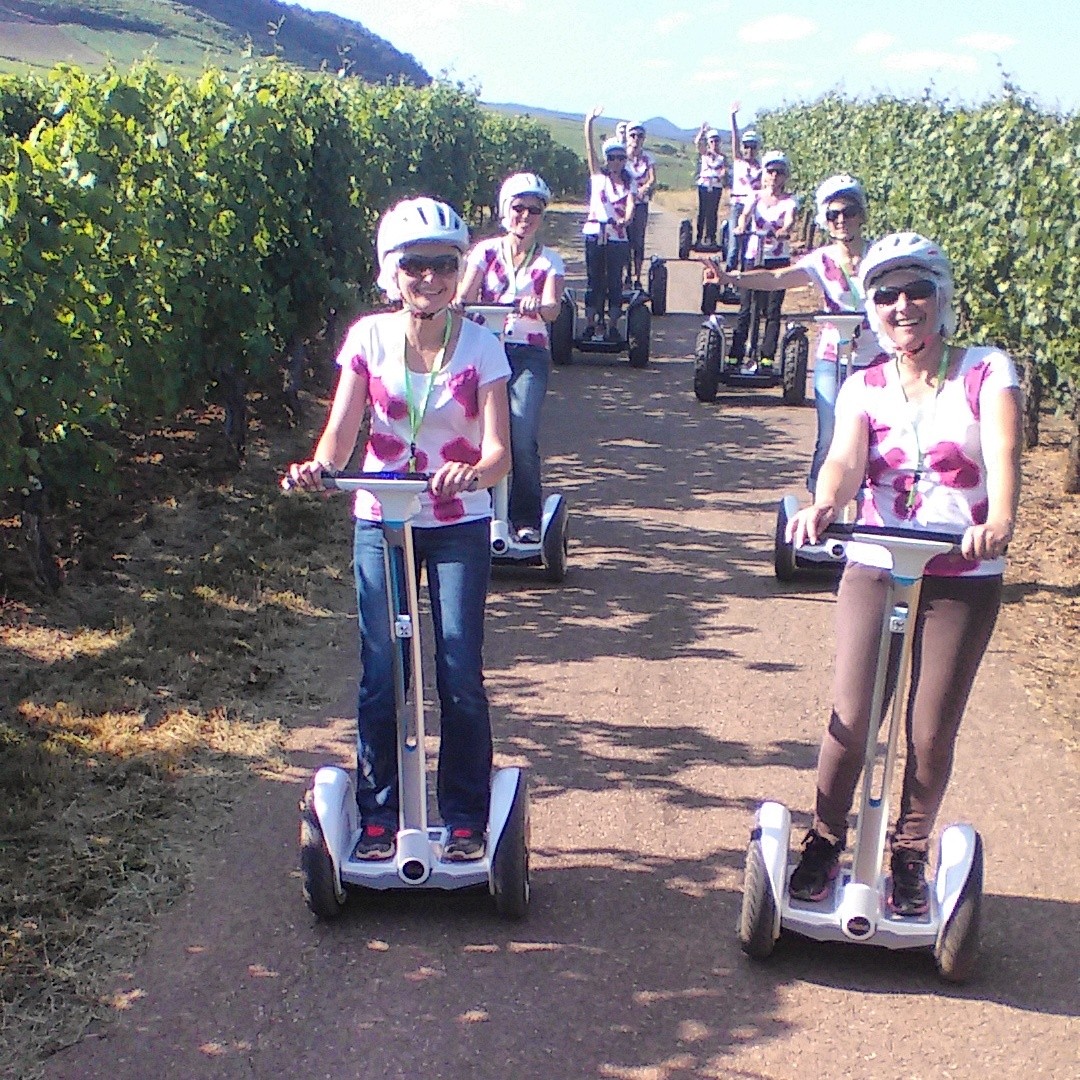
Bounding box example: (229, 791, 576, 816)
(510, 203, 544, 217)
(872, 279, 937, 306)
(606, 154, 626, 162)
(399, 254, 460, 278)
(825, 206, 860, 223)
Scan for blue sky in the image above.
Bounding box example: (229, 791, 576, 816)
(296, 1, 1078, 128)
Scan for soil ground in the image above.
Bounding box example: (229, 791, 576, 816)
(29, 207, 1080, 1079)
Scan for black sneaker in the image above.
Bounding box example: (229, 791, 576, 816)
(443, 826, 485, 862)
(889, 849, 930, 916)
(351, 822, 395, 861)
(789, 830, 842, 901)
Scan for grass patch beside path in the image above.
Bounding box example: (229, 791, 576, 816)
(0, 392, 358, 1077)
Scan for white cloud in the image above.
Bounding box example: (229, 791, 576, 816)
(654, 12, 692, 34)
(737, 14, 817, 44)
(881, 50, 979, 75)
(854, 31, 897, 55)
(957, 32, 1018, 52)
(693, 68, 740, 84)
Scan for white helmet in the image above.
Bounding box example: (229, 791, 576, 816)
(498, 172, 551, 223)
(859, 232, 957, 347)
(627, 121, 646, 135)
(704, 128, 720, 141)
(762, 150, 789, 172)
(814, 173, 868, 229)
(601, 137, 627, 157)
(741, 128, 761, 146)
(375, 197, 469, 300)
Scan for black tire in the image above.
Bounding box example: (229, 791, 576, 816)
(719, 219, 730, 257)
(492, 774, 530, 919)
(627, 303, 651, 367)
(693, 326, 724, 402)
(701, 280, 719, 316)
(551, 296, 574, 366)
(738, 835, 778, 958)
(773, 501, 797, 582)
(781, 329, 809, 405)
(677, 219, 692, 260)
(299, 789, 346, 920)
(935, 833, 984, 983)
(542, 498, 569, 583)
(648, 260, 668, 316)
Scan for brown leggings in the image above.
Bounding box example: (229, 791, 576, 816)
(813, 563, 1003, 855)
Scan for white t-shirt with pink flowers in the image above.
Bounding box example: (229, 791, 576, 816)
(744, 194, 798, 262)
(731, 157, 763, 202)
(626, 151, 656, 200)
(582, 172, 636, 242)
(465, 237, 566, 347)
(836, 346, 1019, 577)
(796, 246, 884, 369)
(336, 312, 511, 528)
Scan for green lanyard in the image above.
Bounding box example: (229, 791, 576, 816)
(500, 236, 540, 299)
(403, 311, 453, 469)
(897, 344, 951, 512)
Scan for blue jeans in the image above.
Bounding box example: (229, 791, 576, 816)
(810, 358, 840, 495)
(726, 200, 747, 269)
(353, 517, 493, 830)
(505, 343, 550, 531)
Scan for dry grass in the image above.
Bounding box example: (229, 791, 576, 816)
(0, 393, 358, 1077)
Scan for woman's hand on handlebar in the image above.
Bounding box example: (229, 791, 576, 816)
(284, 459, 333, 492)
(430, 461, 481, 499)
(961, 519, 1013, 562)
(516, 294, 543, 316)
(787, 503, 838, 547)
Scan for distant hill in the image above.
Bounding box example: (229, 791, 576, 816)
(0, 0, 429, 82)
(483, 103, 727, 144)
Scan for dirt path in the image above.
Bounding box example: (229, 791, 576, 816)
(44, 210, 1079, 1080)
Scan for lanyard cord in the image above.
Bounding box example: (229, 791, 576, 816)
(499, 236, 540, 301)
(896, 344, 951, 512)
(403, 311, 453, 469)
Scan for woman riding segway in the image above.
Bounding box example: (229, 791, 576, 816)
(693, 122, 728, 250)
(624, 121, 657, 287)
(785, 232, 1022, 916)
(457, 173, 566, 545)
(287, 197, 511, 864)
(583, 107, 636, 341)
(727, 151, 798, 371)
(727, 102, 763, 270)
(716, 174, 882, 491)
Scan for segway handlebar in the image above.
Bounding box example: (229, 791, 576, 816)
(822, 522, 964, 550)
(281, 470, 431, 493)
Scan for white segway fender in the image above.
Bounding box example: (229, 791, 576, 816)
(487, 766, 525, 857)
(311, 765, 356, 893)
(935, 823, 979, 928)
(755, 801, 791, 920)
(490, 518, 512, 556)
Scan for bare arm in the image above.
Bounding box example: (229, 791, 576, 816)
(723, 263, 813, 291)
(288, 363, 369, 488)
(695, 121, 710, 155)
(585, 107, 602, 176)
(639, 158, 656, 199)
(730, 102, 742, 160)
(430, 377, 511, 498)
(788, 397, 869, 545)
(455, 258, 483, 305)
(964, 384, 1022, 560)
(539, 271, 565, 322)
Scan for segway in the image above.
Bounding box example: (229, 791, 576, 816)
(290, 472, 530, 920)
(740, 523, 984, 982)
(693, 230, 807, 403)
(678, 216, 729, 262)
(464, 304, 570, 582)
(773, 313, 865, 581)
(551, 230, 652, 368)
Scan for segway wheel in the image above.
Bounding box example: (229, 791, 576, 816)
(678, 219, 692, 260)
(773, 500, 798, 582)
(738, 834, 778, 958)
(647, 258, 668, 316)
(551, 296, 574, 366)
(719, 219, 730, 258)
(542, 497, 569, 583)
(693, 326, 724, 402)
(299, 789, 346, 919)
(627, 303, 651, 368)
(935, 833, 983, 983)
(701, 280, 720, 316)
(492, 773, 530, 919)
(781, 329, 809, 405)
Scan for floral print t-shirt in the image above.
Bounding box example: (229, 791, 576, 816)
(744, 194, 798, 262)
(730, 157, 763, 203)
(797, 245, 884, 369)
(582, 172, 636, 243)
(626, 151, 656, 200)
(336, 312, 511, 528)
(465, 237, 566, 347)
(836, 346, 1019, 577)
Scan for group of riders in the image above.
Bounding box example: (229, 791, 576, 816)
(287, 100, 1021, 920)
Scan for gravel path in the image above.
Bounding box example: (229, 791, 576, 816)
(45, 209, 1079, 1080)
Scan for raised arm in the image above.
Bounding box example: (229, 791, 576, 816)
(695, 121, 710, 155)
(585, 106, 603, 176)
(730, 101, 743, 160)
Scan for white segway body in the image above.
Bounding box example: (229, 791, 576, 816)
(295, 475, 530, 920)
(742, 526, 985, 981)
(465, 304, 570, 582)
